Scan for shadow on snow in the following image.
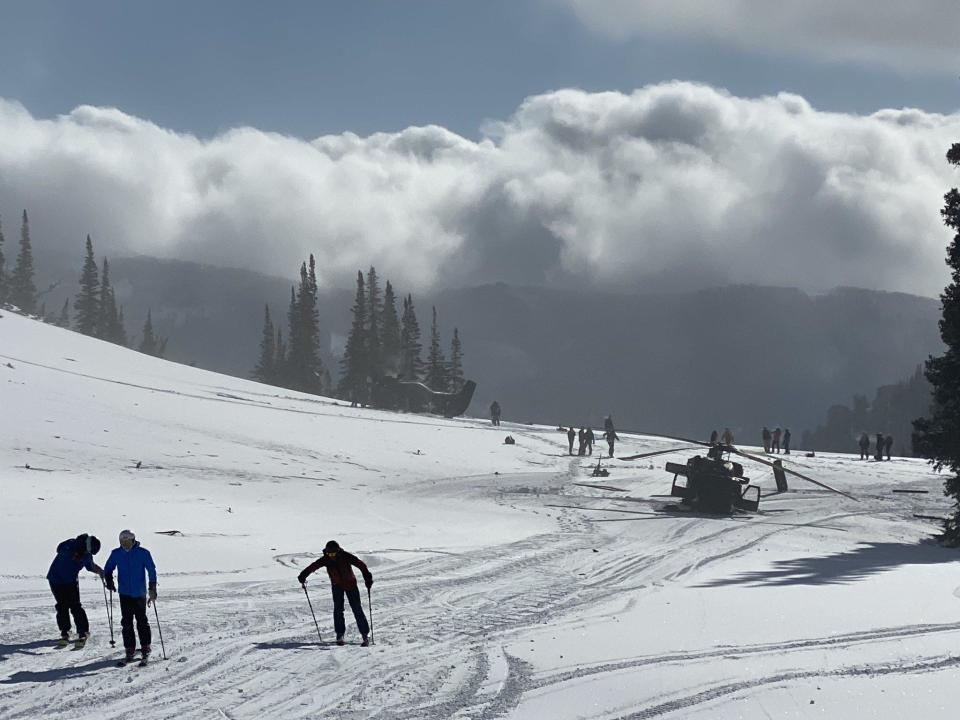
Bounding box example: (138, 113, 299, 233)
(697, 541, 960, 588)
(0, 658, 119, 684)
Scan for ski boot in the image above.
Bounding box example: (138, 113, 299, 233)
(336, 635, 345, 646)
(360, 636, 370, 647)
(139, 646, 151, 667)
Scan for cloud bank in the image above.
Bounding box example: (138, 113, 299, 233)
(557, 1, 960, 71)
(0, 82, 956, 296)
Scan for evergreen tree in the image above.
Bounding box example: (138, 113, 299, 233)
(57, 298, 70, 328)
(285, 256, 325, 394)
(138, 309, 166, 357)
(914, 142, 960, 545)
(366, 266, 382, 380)
(339, 271, 368, 403)
(75, 235, 100, 335)
(274, 327, 287, 381)
(0, 214, 7, 305)
(9, 210, 37, 313)
(97, 257, 124, 343)
(114, 304, 128, 346)
(381, 280, 401, 375)
(399, 293, 424, 381)
(425, 305, 447, 391)
(448, 327, 465, 391)
(253, 304, 276, 383)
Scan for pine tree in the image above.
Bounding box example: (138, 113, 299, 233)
(339, 271, 368, 403)
(914, 141, 960, 545)
(0, 214, 7, 305)
(74, 235, 100, 335)
(448, 327, 465, 391)
(399, 293, 424, 381)
(98, 257, 118, 341)
(381, 280, 401, 375)
(138, 309, 166, 356)
(274, 327, 287, 381)
(425, 305, 447, 391)
(252, 304, 276, 383)
(114, 304, 128, 346)
(57, 298, 70, 328)
(366, 266, 382, 380)
(10, 210, 37, 313)
(284, 257, 325, 394)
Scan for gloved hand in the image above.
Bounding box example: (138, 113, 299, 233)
(148, 582, 158, 605)
(297, 573, 307, 586)
(105, 576, 116, 592)
(365, 577, 374, 589)
(92, 564, 104, 577)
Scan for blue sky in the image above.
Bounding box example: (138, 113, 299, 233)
(0, 1, 956, 140)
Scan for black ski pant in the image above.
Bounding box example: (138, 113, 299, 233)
(568, 439, 574, 454)
(119, 594, 152, 651)
(607, 440, 615, 457)
(332, 585, 369, 638)
(50, 582, 89, 637)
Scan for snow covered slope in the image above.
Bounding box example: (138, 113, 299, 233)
(1, 311, 958, 719)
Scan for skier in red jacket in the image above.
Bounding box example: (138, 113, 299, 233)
(298, 540, 373, 646)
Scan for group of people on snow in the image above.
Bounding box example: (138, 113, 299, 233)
(858, 432, 894, 460)
(761, 426, 792, 455)
(46, 530, 157, 662)
(709, 428, 735, 446)
(565, 416, 619, 457)
(46, 533, 375, 656)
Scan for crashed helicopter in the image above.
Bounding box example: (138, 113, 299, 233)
(620, 435, 856, 514)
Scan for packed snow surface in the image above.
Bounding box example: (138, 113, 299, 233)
(1, 311, 958, 719)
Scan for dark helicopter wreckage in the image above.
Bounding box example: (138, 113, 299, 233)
(369, 376, 476, 418)
(619, 435, 856, 514)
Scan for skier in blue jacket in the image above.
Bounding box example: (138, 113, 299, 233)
(46, 534, 103, 646)
(104, 529, 158, 663)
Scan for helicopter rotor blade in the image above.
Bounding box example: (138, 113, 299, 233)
(729, 447, 858, 502)
(619, 445, 704, 461)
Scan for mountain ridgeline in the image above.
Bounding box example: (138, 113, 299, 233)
(33, 256, 943, 441)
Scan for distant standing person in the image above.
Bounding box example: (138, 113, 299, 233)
(104, 529, 158, 665)
(567, 426, 576, 455)
(782, 428, 791, 455)
(709, 430, 718, 444)
(772, 428, 782, 454)
(577, 428, 586, 456)
(603, 427, 619, 458)
(875, 433, 884, 461)
(490, 401, 501, 426)
(604, 416, 615, 434)
(585, 427, 595, 455)
(298, 540, 373, 646)
(761, 426, 771, 453)
(858, 433, 870, 460)
(46, 533, 103, 647)
(884, 434, 893, 460)
(721, 427, 734, 446)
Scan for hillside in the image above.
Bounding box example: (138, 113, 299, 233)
(2, 311, 959, 719)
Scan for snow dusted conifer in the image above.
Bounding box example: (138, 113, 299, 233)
(57, 298, 70, 328)
(339, 271, 368, 403)
(9, 210, 37, 313)
(366, 266, 382, 380)
(253, 304, 276, 383)
(399, 293, 424, 382)
(138, 309, 166, 357)
(0, 214, 7, 305)
(381, 280, 401, 376)
(74, 235, 100, 335)
(914, 142, 960, 546)
(448, 327, 464, 391)
(425, 306, 447, 391)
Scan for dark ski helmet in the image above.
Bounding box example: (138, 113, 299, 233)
(324, 540, 341, 552)
(79, 534, 101, 555)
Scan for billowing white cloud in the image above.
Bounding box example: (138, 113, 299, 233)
(0, 82, 956, 296)
(556, 0, 960, 71)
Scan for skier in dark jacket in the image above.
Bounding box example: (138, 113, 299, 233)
(298, 540, 374, 646)
(782, 428, 791, 455)
(875, 433, 884, 461)
(567, 427, 576, 455)
(884, 434, 893, 460)
(104, 529, 158, 664)
(490, 401, 501, 426)
(761, 426, 771, 453)
(772, 428, 782, 454)
(603, 428, 619, 457)
(585, 427, 595, 455)
(858, 433, 870, 460)
(577, 428, 586, 456)
(709, 430, 718, 444)
(46, 534, 103, 646)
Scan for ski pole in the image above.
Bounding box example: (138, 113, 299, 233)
(302, 584, 322, 642)
(152, 601, 167, 660)
(101, 580, 115, 647)
(367, 586, 374, 646)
